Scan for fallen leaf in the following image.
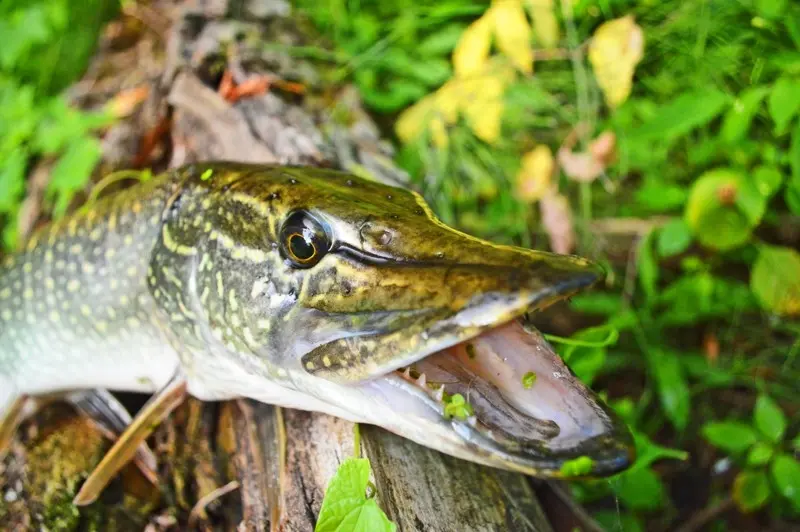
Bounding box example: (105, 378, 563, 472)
(516, 145, 555, 202)
(558, 129, 617, 182)
(540, 189, 575, 254)
(453, 14, 493, 78)
(492, 0, 533, 74)
(107, 85, 149, 118)
(588, 15, 644, 108)
(525, 0, 559, 48)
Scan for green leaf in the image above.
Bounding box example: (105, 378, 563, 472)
(560, 456, 595, 477)
(771, 453, 800, 509)
(755, 0, 788, 19)
(733, 470, 771, 512)
(569, 293, 622, 315)
(685, 168, 766, 251)
(633, 89, 730, 141)
(656, 219, 692, 257)
(791, 121, 800, 183)
(613, 467, 665, 511)
(768, 77, 800, 134)
(721, 86, 769, 143)
(746, 442, 774, 467)
(786, 179, 800, 215)
(754, 394, 787, 443)
(46, 136, 102, 218)
(417, 24, 468, 56)
(638, 230, 658, 301)
(702, 421, 758, 453)
(632, 431, 689, 469)
(0, 148, 27, 214)
(316, 458, 396, 532)
(650, 350, 690, 430)
(750, 245, 800, 315)
(594, 511, 644, 532)
(443, 393, 474, 420)
(752, 166, 784, 197)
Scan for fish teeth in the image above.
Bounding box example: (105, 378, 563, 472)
(416, 373, 427, 388)
(402, 367, 411, 379)
(432, 385, 445, 402)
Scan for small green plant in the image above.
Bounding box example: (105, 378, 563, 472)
(315, 426, 396, 532)
(702, 394, 800, 513)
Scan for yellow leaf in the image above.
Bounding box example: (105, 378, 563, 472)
(491, 0, 533, 74)
(395, 94, 437, 143)
(588, 15, 645, 108)
(430, 116, 449, 149)
(458, 63, 515, 144)
(525, 0, 559, 48)
(516, 145, 555, 202)
(453, 14, 493, 78)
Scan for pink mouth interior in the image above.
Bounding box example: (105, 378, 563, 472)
(402, 320, 610, 451)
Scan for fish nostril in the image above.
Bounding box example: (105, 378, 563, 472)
(377, 230, 392, 246)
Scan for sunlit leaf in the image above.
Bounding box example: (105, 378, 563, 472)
(747, 442, 774, 467)
(516, 144, 554, 202)
(720, 86, 769, 143)
(768, 77, 800, 134)
(395, 94, 437, 143)
(657, 218, 692, 257)
(685, 168, 766, 251)
(771, 453, 800, 509)
(633, 90, 730, 141)
(751, 245, 800, 316)
(452, 14, 492, 78)
(588, 15, 644, 108)
(316, 458, 396, 532)
(525, 0, 559, 48)
(491, 0, 533, 74)
(702, 421, 758, 453)
(754, 394, 787, 443)
(733, 470, 771, 512)
(753, 165, 784, 197)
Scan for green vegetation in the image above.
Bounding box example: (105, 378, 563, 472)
(0, 0, 118, 249)
(300, 0, 800, 528)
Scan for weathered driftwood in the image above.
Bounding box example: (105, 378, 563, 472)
(1, 1, 591, 530)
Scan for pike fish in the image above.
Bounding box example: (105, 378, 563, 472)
(0, 163, 634, 504)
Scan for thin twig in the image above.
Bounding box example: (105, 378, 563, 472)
(188, 480, 241, 528)
(672, 496, 735, 532)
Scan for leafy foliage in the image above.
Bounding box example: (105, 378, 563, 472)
(0, 0, 117, 249)
(315, 458, 396, 532)
(301, 0, 800, 528)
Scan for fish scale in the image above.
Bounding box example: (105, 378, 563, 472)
(0, 172, 182, 395)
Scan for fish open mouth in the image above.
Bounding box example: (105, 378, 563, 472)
(365, 317, 634, 478)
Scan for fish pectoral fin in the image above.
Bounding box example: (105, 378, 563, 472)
(67, 389, 159, 484)
(73, 372, 188, 506)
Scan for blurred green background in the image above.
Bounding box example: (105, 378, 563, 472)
(2, 0, 799, 530)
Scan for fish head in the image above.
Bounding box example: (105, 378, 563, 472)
(169, 163, 634, 478)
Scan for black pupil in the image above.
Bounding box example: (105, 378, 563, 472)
(289, 233, 316, 261)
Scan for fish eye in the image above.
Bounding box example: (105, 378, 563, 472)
(280, 211, 330, 268)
